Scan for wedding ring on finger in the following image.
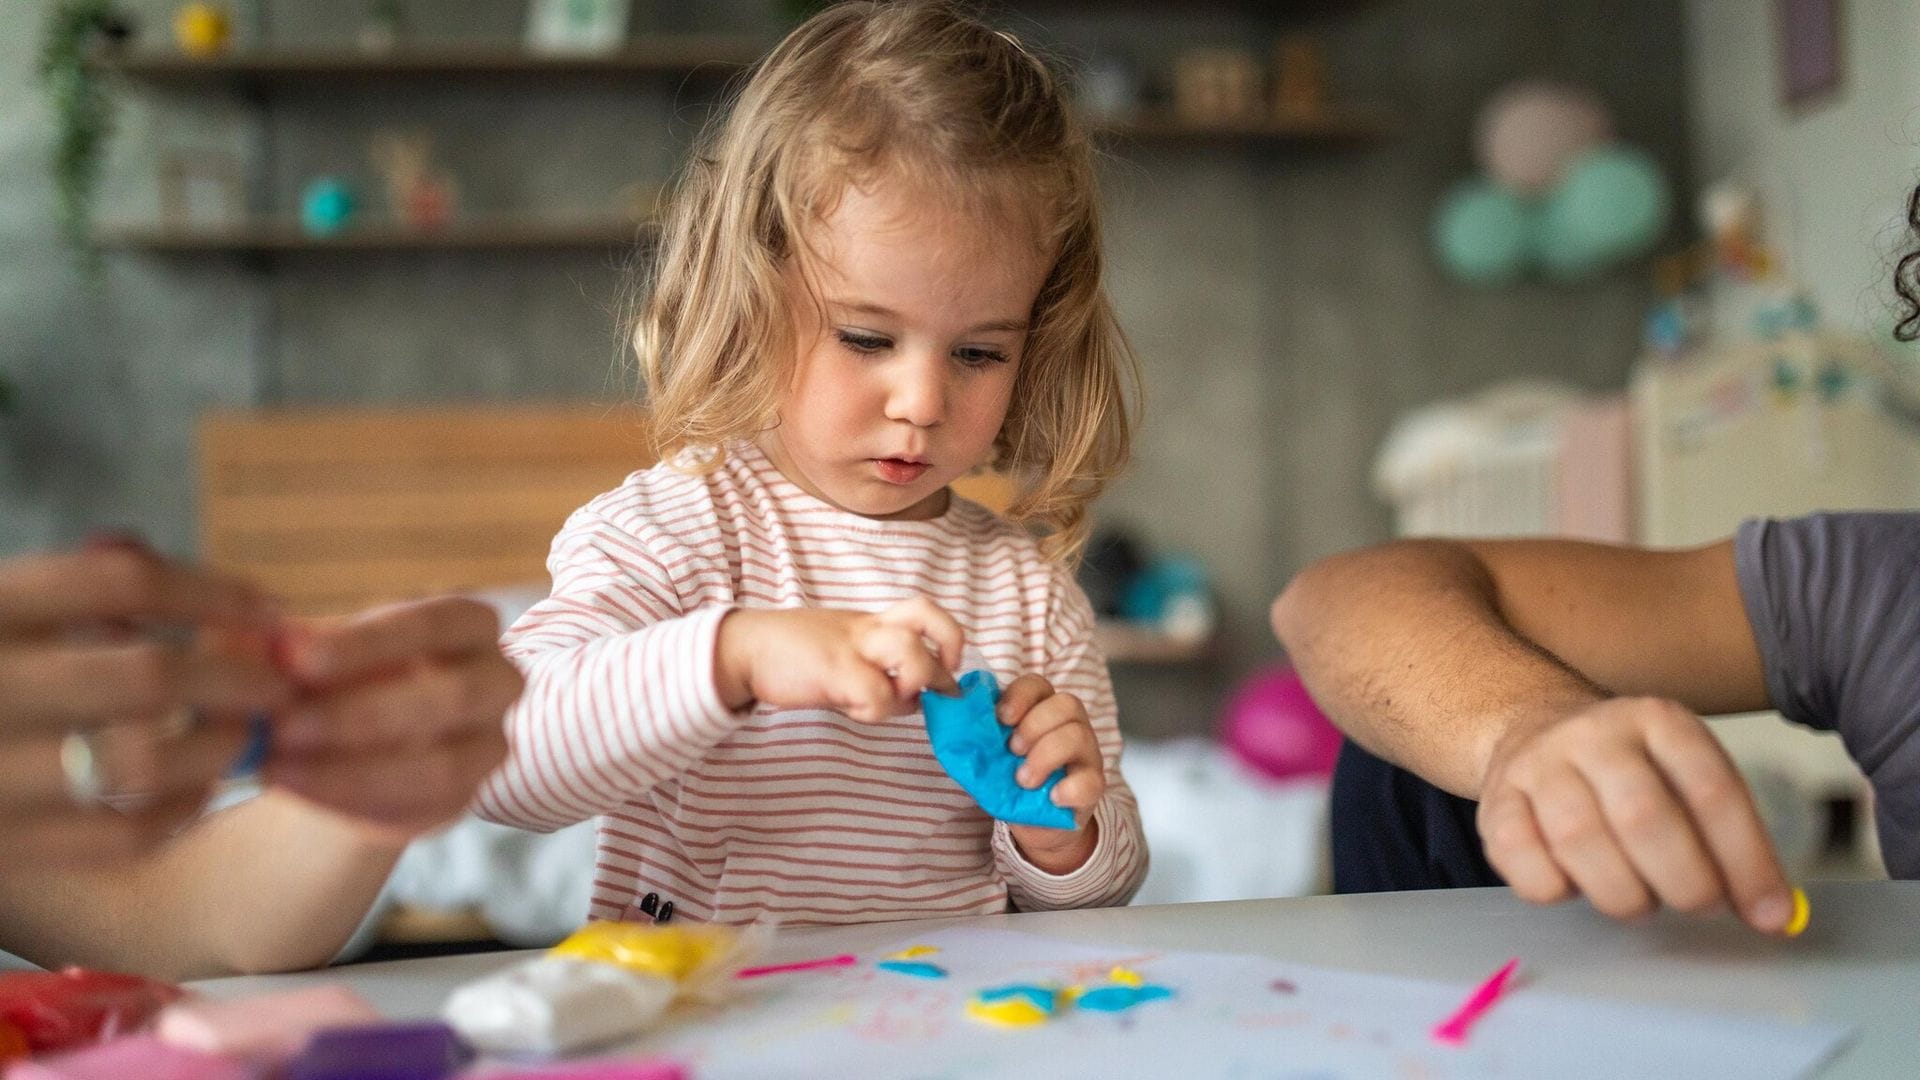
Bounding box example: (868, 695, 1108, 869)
(60, 727, 109, 807)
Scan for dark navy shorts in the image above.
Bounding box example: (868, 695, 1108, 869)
(1329, 740, 1504, 893)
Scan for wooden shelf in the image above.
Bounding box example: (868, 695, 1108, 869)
(97, 218, 656, 253)
(1094, 620, 1214, 665)
(1092, 105, 1393, 146)
(91, 38, 765, 86)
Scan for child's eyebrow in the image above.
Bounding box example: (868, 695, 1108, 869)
(827, 298, 1028, 335)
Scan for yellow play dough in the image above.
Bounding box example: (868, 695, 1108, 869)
(1784, 887, 1810, 937)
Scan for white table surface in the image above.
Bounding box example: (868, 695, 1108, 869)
(192, 881, 1917, 1078)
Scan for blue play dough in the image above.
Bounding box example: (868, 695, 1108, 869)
(876, 960, 948, 979)
(1077, 984, 1175, 1012)
(921, 670, 1075, 830)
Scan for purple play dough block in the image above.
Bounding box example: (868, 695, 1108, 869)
(4, 1035, 256, 1080)
(281, 1021, 469, 1080)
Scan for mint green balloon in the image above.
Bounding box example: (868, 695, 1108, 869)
(1536, 145, 1670, 281)
(1433, 180, 1534, 286)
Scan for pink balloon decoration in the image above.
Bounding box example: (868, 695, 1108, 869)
(1220, 666, 1343, 781)
(1475, 81, 1613, 195)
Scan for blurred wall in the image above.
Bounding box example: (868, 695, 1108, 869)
(1686, 0, 1920, 340)
(0, 0, 1689, 734)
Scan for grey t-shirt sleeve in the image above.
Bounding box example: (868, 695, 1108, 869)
(1734, 512, 1920, 768)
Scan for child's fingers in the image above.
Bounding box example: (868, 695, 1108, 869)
(1048, 766, 1107, 812)
(1014, 722, 1100, 793)
(857, 623, 954, 701)
(876, 596, 965, 674)
(833, 658, 900, 724)
(995, 674, 1055, 728)
(1006, 689, 1084, 755)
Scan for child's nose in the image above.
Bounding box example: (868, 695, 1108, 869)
(885, 355, 946, 428)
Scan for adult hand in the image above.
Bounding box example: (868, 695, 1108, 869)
(1476, 696, 1796, 934)
(714, 597, 963, 722)
(0, 545, 290, 864)
(265, 597, 522, 844)
(998, 674, 1104, 873)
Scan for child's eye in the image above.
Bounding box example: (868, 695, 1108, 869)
(836, 330, 891, 353)
(955, 347, 1010, 368)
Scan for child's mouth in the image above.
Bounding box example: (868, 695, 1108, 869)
(874, 458, 931, 485)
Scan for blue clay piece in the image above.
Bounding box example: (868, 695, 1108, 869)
(977, 984, 1061, 1011)
(920, 670, 1074, 830)
(875, 960, 949, 979)
(226, 712, 273, 778)
(1077, 984, 1175, 1013)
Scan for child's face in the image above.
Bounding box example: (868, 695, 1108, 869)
(760, 178, 1050, 521)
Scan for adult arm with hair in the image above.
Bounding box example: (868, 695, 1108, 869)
(1271, 537, 1796, 934)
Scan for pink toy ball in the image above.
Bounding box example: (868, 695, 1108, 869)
(1475, 81, 1614, 195)
(1220, 666, 1343, 782)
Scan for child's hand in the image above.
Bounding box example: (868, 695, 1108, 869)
(715, 597, 962, 722)
(998, 674, 1104, 873)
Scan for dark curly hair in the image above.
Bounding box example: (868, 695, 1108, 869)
(1896, 182, 1920, 341)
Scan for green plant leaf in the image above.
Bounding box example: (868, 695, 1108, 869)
(39, 0, 121, 274)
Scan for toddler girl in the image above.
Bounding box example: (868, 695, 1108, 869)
(474, 0, 1148, 925)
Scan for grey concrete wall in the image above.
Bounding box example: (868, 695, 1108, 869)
(0, 0, 1687, 734)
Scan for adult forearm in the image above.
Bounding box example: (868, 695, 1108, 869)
(0, 791, 401, 980)
(1272, 540, 1605, 798)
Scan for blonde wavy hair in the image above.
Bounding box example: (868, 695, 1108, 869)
(631, 0, 1139, 562)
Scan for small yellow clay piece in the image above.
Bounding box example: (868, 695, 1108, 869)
(1784, 887, 1810, 937)
(965, 985, 1065, 1027)
(550, 922, 736, 981)
(887, 945, 941, 960)
(1109, 966, 1144, 988)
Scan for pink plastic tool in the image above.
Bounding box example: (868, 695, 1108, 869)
(1431, 958, 1520, 1047)
(733, 954, 857, 979)
(474, 1063, 687, 1080)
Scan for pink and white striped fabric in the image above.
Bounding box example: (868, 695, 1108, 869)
(473, 440, 1147, 926)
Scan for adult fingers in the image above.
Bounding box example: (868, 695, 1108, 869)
(0, 719, 247, 813)
(1643, 707, 1794, 932)
(275, 651, 524, 753)
(0, 640, 290, 735)
(0, 548, 275, 636)
(283, 597, 501, 686)
(874, 596, 965, 675)
(267, 728, 508, 836)
(1477, 787, 1574, 904)
(1577, 742, 1726, 915)
(1006, 690, 1085, 756)
(995, 675, 1054, 729)
(1526, 761, 1655, 920)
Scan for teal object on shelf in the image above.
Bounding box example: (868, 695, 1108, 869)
(300, 177, 358, 237)
(1432, 179, 1535, 285)
(920, 670, 1073, 830)
(1536, 145, 1670, 281)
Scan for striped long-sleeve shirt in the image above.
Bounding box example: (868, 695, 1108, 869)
(472, 439, 1148, 926)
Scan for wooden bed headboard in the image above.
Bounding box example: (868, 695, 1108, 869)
(199, 406, 1015, 616)
(199, 406, 654, 617)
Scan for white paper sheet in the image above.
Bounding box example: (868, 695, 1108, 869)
(630, 928, 1852, 1080)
